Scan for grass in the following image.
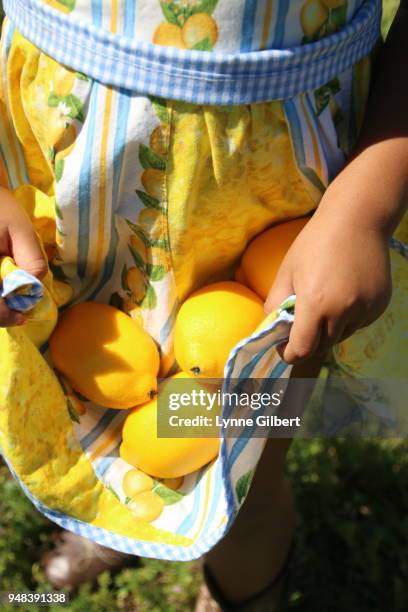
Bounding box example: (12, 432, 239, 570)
(2, 439, 408, 611)
(0, 1, 405, 610)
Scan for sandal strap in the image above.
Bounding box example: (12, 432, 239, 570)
(201, 546, 293, 612)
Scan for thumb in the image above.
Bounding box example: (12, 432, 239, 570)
(264, 267, 294, 315)
(9, 222, 48, 280)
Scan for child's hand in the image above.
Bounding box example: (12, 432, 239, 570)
(264, 207, 392, 364)
(0, 188, 48, 327)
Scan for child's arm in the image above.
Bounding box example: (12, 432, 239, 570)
(0, 187, 47, 327)
(266, 3, 408, 364)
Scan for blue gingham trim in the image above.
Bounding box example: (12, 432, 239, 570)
(0, 269, 44, 312)
(4, 0, 381, 105)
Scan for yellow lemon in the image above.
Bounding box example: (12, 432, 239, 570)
(300, 0, 329, 37)
(55, 124, 77, 158)
(122, 469, 154, 498)
(138, 208, 164, 241)
(122, 298, 144, 326)
(174, 281, 264, 378)
(182, 14, 218, 48)
(128, 491, 164, 522)
(49, 302, 160, 408)
(141, 169, 165, 200)
(153, 23, 186, 49)
(120, 372, 220, 478)
(239, 218, 309, 301)
(234, 266, 248, 285)
(126, 267, 146, 302)
(54, 68, 76, 97)
(149, 125, 169, 158)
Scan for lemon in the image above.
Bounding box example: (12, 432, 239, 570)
(138, 208, 163, 241)
(120, 373, 220, 478)
(128, 491, 164, 522)
(141, 169, 165, 200)
(239, 218, 309, 300)
(122, 469, 154, 498)
(55, 124, 77, 158)
(49, 302, 160, 408)
(182, 14, 218, 48)
(300, 0, 329, 37)
(153, 23, 186, 49)
(149, 125, 169, 158)
(126, 267, 146, 302)
(234, 266, 248, 285)
(54, 68, 76, 97)
(174, 281, 264, 378)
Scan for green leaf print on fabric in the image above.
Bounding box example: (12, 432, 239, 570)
(129, 244, 146, 270)
(191, 37, 213, 51)
(235, 470, 254, 504)
(329, 3, 348, 30)
(146, 264, 166, 282)
(54, 202, 64, 220)
(55, 159, 64, 182)
(135, 189, 164, 211)
(160, 2, 180, 25)
(109, 292, 123, 310)
(66, 397, 80, 423)
(121, 264, 130, 291)
(75, 71, 89, 81)
(139, 144, 166, 171)
(56, 0, 76, 10)
(149, 96, 171, 124)
(314, 78, 341, 115)
(140, 285, 157, 310)
(192, 0, 219, 16)
(160, 0, 219, 25)
(153, 482, 185, 505)
(48, 93, 84, 122)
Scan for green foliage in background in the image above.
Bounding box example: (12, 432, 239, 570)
(1, 439, 408, 611)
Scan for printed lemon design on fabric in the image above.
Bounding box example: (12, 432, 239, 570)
(115, 98, 171, 317)
(300, 0, 347, 42)
(333, 249, 408, 379)
(8, 33, 86, 192)
(167, 100, 315, 301)
(153, 0, 219, 50)
(300, 0, 371, 155)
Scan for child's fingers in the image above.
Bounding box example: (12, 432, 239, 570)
(281, 297, 322, 364)
(264, 271, 293, 314)
(9, 222, 48, 280)
(0, 299, 25, 327)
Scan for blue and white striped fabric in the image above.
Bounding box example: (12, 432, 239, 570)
(3, 0, 381, 105)
(0, 269, 44, 312)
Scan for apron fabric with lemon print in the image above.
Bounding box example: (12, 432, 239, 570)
(0, 0, 407, 561)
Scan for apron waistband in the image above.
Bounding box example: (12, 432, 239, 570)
(4, 0, 381, 105)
